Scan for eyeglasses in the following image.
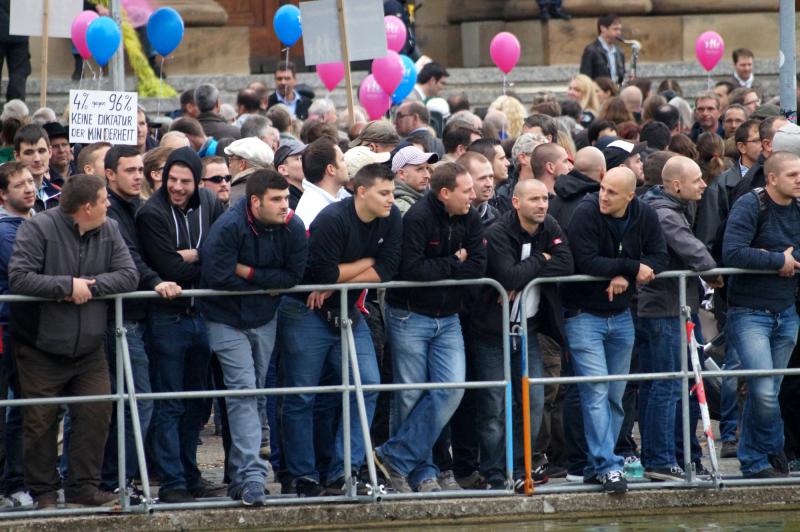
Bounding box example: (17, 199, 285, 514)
(742, 138, 761, 144)
(743, 99, 761, 106)
(202, 174, 232, 184)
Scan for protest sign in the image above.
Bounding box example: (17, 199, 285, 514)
(301, 0, 386, 65)
(69, 90, 139, 145)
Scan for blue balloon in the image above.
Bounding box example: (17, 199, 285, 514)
(147, 7, 185, 57)
(86, 17, 121, 67)
(392, 54, 417, 104)
(273, 5, 302, 47)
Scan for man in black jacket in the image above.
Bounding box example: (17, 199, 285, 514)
(266, 60, 311, 120)
(579, 14, 625, 85)
(376, 162, 486, 493)
(562, 167, 668, 494)
(136, 147, 224, 503)
(550, 146, 605, 227)
(278, 163, 401, 497)
(471, 179, 573, 490)
(100, 145, 182, 496)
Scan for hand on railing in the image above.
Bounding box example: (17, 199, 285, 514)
(67, 277, 95, 305)
(779, 247, 800, 278)
(154, 281, 182, 300)
(636, 263, 655, 285)
(307, 290, 334, 309)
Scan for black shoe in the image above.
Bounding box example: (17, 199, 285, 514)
(486, 477, 508, 490)
(545, 464, 567, 478)
(539, 9, 550, 23)
(743, 467, 783, 479)
(583, 475, 602, 485)
(72, 55, 83, 81)
(645, 465, 685, 482)
(327, 476, 370, 495)
(602, 471, 628, 495)
(158, 488, 195, 504)
(550, 7, 572, 20)
(189, 478, 227, 498)
(769, 452, 790, 476)
(531, 464, 550, 485)
(294, 477, 344, 497)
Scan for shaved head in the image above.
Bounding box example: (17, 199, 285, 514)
(605, 167, 637, 192)
(661, 155, 701, 186)
(514, 178, 548, 198)
(599, 167, 636, 217)
(574, 146, 606, 181)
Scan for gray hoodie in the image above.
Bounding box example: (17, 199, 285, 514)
(394, 179, 424, 216)
(638, 185, 717, 317)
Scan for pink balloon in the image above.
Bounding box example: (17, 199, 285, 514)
(71, 10, 99, 60)
(489, 32, 521, 74)
(384, 15, 407, 53)
(695, 31, 725, 72)
(317, 62, 345, 92)
(372, 50, 404, 96)
(359, 74, 392, 120)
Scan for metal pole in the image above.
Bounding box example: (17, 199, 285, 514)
(114, 298, 127, 508)
(779, 0, 797, 123)
(109, 0, 125, 91)
(679, 275, 692, 482)
(340, 288, 351, 495)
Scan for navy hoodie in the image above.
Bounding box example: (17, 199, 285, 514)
(136, 147, 224, 312)
(0, 214, 24, 324)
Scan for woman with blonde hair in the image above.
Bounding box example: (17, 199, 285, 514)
(489, 95, 527, 139)
(566, 74, 601, 115)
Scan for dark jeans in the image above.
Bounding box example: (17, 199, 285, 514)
(472, 331, 544, 483)
(0, 40, 30, 102)
(533, 334, 564, 463)
(1, 330, 23, 495)
(147, 310, 212, 492)
(100, 321, 153, 490)
(15, 342, 111, 499)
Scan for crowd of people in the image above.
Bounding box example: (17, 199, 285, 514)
(0, 11, 798, 512)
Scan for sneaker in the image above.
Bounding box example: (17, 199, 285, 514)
(720, 440, 738, 458)
(415, 478, 441, 493)
(582, 475, 602, 485)
(623, 455, 644, 479)
(112, 481, 145, 505)
(455, 471, 486, 489)
(486, 477, 508, 490)
(512, 476, 547, 493)
(694, 463, 711, 477)
(789, 458, 800, 472)
(645, 465, 685, 482)
(8, 490, 34, 509)
(373, 450, 412, 493)
(326, 476, 370, 496)
(437, 470, 462, 491)
(64, 488, 119, 508)
(240, 481, 267, 506)
(565, 473, 584, 483)
(545, 464, 567, 478)
(743, 467, 783, 479)
(189, 477, 227, 498)
(531, 464, 549, 485)
(769, 453, 790, 477)
(294, 477, 343, 497)
(157, 488, 195, 504)
(602, 470, 628, 495)
(35, 491, 59, 510)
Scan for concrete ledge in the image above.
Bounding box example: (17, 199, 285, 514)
(2, 486, 800, 531)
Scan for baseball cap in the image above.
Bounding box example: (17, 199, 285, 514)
(752, 104, 781, 120)
(349, 120, 401, 149)
(391, 145, 439, 173)
(344, 146, 390, 179)
(273, 138, 306, 167)
(772, 123, 800, 156)
(224, 137, 274, 168)
(602, 139, 647, 169)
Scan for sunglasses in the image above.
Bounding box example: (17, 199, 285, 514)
(202, 174, 232, 184)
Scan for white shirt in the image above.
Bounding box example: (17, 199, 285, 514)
(294, 179, 351, 229)
(733, 72, 755, 88)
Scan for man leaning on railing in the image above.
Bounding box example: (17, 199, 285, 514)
(8, 175, 139, 510)
(561, 167, 668, 495)
(721, 150, 800, 479)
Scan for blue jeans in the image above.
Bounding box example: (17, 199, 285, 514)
(101, 321, 154, 490)
(278, 297, 379, 483)
(719, 344, 741, 442)
(378, 306, 465, 488)
(206, 319, 276, 496)
(727, 306, 799, 475)
(471, 329, 544, 482)
(637, 317, 682, 469)
(147, 310, 212, 492)
(564, 310, 634, 478)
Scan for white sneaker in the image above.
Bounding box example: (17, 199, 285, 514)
(9, 490, 33, 509)
(565, 473, 583, 483)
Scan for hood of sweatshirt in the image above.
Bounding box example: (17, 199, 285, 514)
(554, 170, 600, 201)
(159, 146, 203, 211)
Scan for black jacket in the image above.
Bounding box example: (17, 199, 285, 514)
(136, 147, 224, 312)
(267, 92, 311, 120)
(471, 210, 573, 343)
(730, 154, 765, 207)
(549, 170, 600, 229)
(562, 193, 669, 314)
(386, 191, 486, 317)
(579, 38, 625, 85)
(107, 187, 164, 321)
(197, 112, 241, 141)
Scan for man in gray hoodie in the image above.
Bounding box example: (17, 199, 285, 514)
(637, 156, 722, 482)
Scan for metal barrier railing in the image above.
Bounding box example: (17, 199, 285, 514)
(0, 278, 513, 518)
(517, 266, 800, 494)
(2, 267, 800, 518)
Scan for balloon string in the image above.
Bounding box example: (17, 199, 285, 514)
(707, 73, 712, 91)
(155, 56, 165, 142)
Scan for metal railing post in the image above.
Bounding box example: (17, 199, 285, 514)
(114, 297, 127, 508)
(340, 288, 352, 496)
(501, 289, 513, 491)
(678, 274, 693, 483)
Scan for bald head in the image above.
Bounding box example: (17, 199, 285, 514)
(514, 178, 548, 198)
(661, 155, 701, 187)
(620, 86, 643, 113)
(599, 167, 636, 217)
(574, 146, 606, 182)
(605, 167, 637, 192)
